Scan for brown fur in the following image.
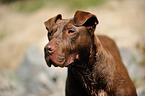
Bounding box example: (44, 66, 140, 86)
(44, 10, 137, 96)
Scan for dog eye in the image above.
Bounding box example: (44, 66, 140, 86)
(68, 29, 75, 34)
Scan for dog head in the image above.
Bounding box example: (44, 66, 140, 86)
(44, 10, 99, 67)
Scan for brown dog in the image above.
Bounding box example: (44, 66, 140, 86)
(44, 10, 137, 96)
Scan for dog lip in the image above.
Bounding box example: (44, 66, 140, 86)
(45, 53, 76, 67)
(50, 55, 66, 67)
(45, 56, 52, 67)
(45, 54, 66, 67)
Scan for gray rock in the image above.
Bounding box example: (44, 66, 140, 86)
(0, 71, 24, 96)
(16, 45, 46, 82)
(120, 48, 145, 89)
(16, 45, 66, 96)
(137, 85, 145, 96)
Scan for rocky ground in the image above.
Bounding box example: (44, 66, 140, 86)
(0, 0, 145, 96)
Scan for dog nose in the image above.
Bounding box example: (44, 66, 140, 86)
(45, 45, 54, 55)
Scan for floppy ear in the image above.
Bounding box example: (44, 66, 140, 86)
(44, 14, 62, 30)
(73, 10, 99, 32)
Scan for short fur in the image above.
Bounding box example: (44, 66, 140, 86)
(44, 10, 137, 96)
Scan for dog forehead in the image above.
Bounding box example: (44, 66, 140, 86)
(52, 19, 73, 37)
(57, 19, 72, 26)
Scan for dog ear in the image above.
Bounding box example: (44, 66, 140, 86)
(73, 10, 99, 32)
(44, 14, 62, 30)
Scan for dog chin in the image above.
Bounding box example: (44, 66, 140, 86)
(45, 56, 75, 68)
(45, 56, 65, 67)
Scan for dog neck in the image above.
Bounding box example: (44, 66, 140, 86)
(68, 35, 114, 95)
(69, 34, 112, 69)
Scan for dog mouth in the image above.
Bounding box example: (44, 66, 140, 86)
(45, 53, 75, 67)
(45, 54, 65, 67)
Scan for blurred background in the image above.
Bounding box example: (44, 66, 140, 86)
(0, 0, 145, 96)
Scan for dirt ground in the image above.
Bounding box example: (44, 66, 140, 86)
(0, 0, 145, 72)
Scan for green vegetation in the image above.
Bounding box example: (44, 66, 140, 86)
(62, 0, 106, 9)
(132, 54, 138, 64)
(0, 29, 7, 40)
(0, 0, 106, 13)
(18, 0, 46, 13)
(0, 0, 18, 4)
